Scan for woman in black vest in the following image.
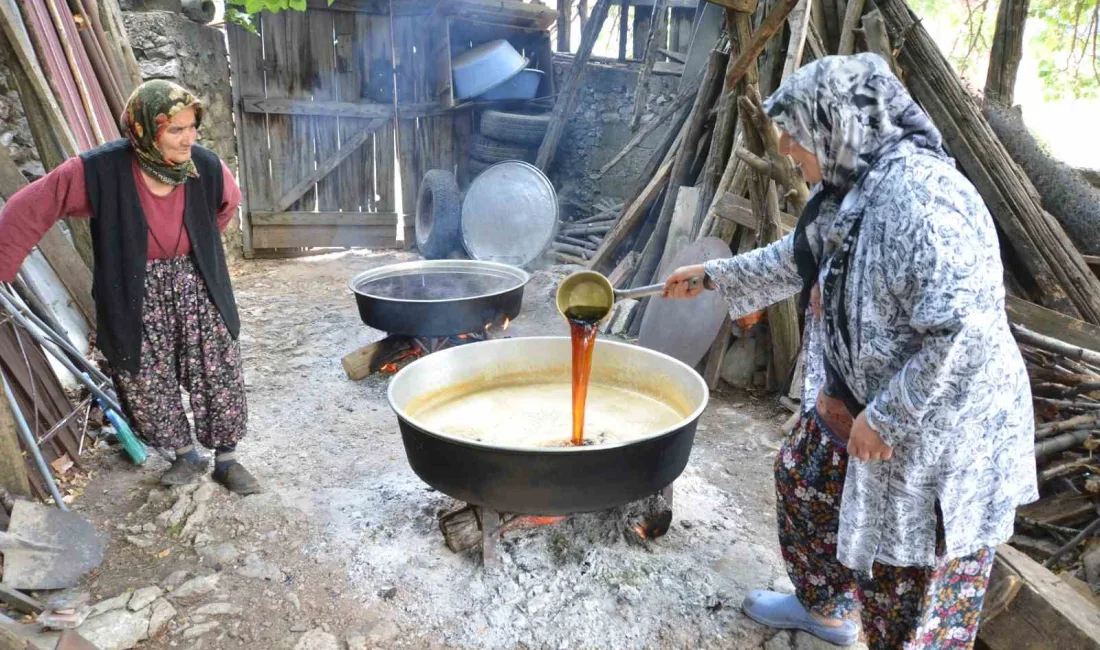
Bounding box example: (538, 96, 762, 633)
(0, 80, 260, 494)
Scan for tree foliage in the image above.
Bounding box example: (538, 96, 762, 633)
(224, 0, 330, 33)
(908, 0, 1098, 99)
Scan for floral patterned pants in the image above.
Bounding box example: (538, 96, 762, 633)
(775, 411, 995, 650)
(113, 257, 247, 451)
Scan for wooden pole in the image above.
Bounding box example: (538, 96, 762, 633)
(0, 380, 31, 498)
(630, 0, 669, 129)
(619, 2, 630, 61)
(724, 0, 802, 92)
(557, 0, 572, 51)
(836, 0, 866, 55)
(782, 0, 813, 78)
(536, 0, 612, 172)
(985, 0, 1031, 106)
(861, 9, 898, 75)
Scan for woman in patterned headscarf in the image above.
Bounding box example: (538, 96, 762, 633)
(0, 79, 260, 495)
(664, 54, 1036, 648)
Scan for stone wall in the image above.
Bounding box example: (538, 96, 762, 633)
(549, 56, 680, 217)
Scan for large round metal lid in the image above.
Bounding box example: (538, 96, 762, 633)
(461, 161, 558, 267)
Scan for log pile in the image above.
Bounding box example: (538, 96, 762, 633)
(553, 199, 624, 265)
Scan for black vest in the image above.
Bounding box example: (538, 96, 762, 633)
(81, 139, 240, 373)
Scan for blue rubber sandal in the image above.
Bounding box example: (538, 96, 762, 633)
(742, 590, 859, 647)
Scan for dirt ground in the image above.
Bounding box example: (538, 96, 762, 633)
(9, 251, 862, 650)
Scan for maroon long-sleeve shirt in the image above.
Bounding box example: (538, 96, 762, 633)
(0, 156, 241, 283)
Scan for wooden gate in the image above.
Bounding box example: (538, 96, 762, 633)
(227, 2, 458, 255)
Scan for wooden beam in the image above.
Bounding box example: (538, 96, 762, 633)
(242, 97, 443, 120)
(724, 0, 802, 91)
(978, 544, 1100, 649)
(1005, 296, 1100, 356)
(836, 0, 866, 55)
(782, 0, 812, 78)
(557, 0, 571, 52)
(659, 48, 688, 63)
(985, 0, 1030, 106)
(536, 0, 612, 171)
(713, 190, 796, 232)
(250, 212, 402, 227)
(702, 0, 757, 11)
(589, 157, 674, 271)
(0, 149, 95, 324)
(630, 0, 669, 129)
(653, 61, 685, 75)
(251, 225, 413, 250)
(861, 9, 898, 75)
(269, 122, 383, 215)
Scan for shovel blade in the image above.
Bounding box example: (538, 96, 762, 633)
(1, 501, 106, 590)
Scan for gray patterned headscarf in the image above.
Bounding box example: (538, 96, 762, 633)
(763, 53, 948, 192)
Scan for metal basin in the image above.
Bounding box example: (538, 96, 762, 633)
(387, 337, 709, 514)
(350, 260, 529, 336)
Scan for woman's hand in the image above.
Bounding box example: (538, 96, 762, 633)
(663, 264, 709, 299)
(847, 412, 893, 462)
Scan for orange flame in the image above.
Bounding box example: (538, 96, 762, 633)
(499, 515, 567, 536)
(502, 317, 511, 331)
(378, 349, 422, 374)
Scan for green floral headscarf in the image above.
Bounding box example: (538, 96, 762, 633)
(122, 80, 204, 186)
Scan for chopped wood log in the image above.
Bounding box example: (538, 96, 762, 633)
(1006, 296, 1100, 356)
(836, 0, 866, 55)
(985, 0, 1030, 107)
(1018, 494, 1099, 527)
(557, 235, 599, 250)
(439, 505, 482, 553)
(724, 0, 802, 92)
(782, 0, 813, 78)
(631, 0, 670, 130)
(556, 252, 588, 265)
(738, 86, 808, 212)
(860, 9, 899, 75)
(979, 544, 1100, 649)
(608, 251, 640, 288)
(552, 242, 593, 259)
(1013, 324, 1100, 368)
(562, 224, 612, 236)
(1035, 430, 1096, 460)
(638, 50, 726, 288)
(536, 0, 612, 172)
(587, 235, 603, 246)
(589, 157, 675, 271)
(341, 337, 412, 381)
(877, 0, 1100, 324)
(1036, 414, 1100, 439)
(1044, 517, 1100, 569)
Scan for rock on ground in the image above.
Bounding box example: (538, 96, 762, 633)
(128, 586, 162, 612)
(163, 570, 189, 589)
(78, 608, 150, 650)
(88, 593, 132, 618)
(148, 598, 177, 637)
(182, 620, 220, 639)
(194, 601, 243, 615)
(170, 574, 219, 599)
(197, 541, 241, 565)
(237, 553, 285, 582)
(294, 628, 341, 650)
(346, 634, 369, 650)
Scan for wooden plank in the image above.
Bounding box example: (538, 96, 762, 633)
(782, 0, 812, 78)
(270, 125, 381, 214)
(282, 10, 314, 212)
(0, 375, 31, 498)
(588, 156, 674, 271)
(702, 0, 757, 10)
(262, 12, 294, 213)
(713, 190, 796, 232)
(557, 0, 570, 52)
(0, 585, 43, 615)
(836, 0, 866, 55)
(333, 13, 371, 212)
(1006, 296, 1100, 356)
(308, 10, 341, 212)
(658, 47, 688, 62)
(614, 0, 699, 6)
(369, 14, 396, 213)
(237, 17, 272, 215)
(393, 15, 419, 215)
(978, 544, 1100, 650)
(619, 1, 629, 61)
(725, 0, 801, 91)
(251, 212, 400, 227)
(0, 148, 94, 323)
(227, 22, 257, 254)
(252, 225, 412, 250)
(440, 0, 561, 30)
(536, 0, 612, 171)
(703, 316, 733, 389)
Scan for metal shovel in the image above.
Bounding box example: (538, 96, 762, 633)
(0, 501, 106, 590)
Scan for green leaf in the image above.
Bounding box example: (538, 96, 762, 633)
(289, 0, 307, 10)
(263, 0, 283, 12)
(244, 0, 264, 14)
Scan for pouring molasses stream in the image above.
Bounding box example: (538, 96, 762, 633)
(556, 270, 714, 446)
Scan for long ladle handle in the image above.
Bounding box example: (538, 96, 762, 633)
(615, 275, 714, 301)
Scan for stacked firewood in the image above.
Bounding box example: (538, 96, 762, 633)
(552, 199, 623, 265)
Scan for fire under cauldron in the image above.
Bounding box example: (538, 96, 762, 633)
(386, 337, 709, 562)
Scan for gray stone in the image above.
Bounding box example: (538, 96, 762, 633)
(126, 535, 154, 549)
(89, 592, 133, 618)
(78, 608, 151, 650)
(171, 574, 219, 599)
(148, 598, 177, 637)
(195, 601, 243, 615)
(286, 592, 302, 611)
(128, 586, 163, 612)
(37, 605, 91, 630)
(294, 629, 341, 650)
(182, 621, 221, 639)
(346, 634, 369, 650)
(181, 502, 210, 539)
(164, 570, 189, 589)
(764, 631, 793, 650)
(138, 59, 182, 80)
(237, 553, 285, 582)
(793, 631, 867, 650)
(197, 541, 241, 565)
(366, 620, 401, 645)
(193, 481, 217, 504)
(156, 493, 192, 528)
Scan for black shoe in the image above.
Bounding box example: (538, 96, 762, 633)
(212, 463, 262, 496)
(160, 455, 208, 486)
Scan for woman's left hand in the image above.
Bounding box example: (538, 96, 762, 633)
(847, 412, 893, 462)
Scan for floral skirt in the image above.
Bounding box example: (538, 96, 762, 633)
(774, 411, 995, 650)
(113, 257, 247, 451)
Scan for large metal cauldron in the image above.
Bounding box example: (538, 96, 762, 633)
(387, 337, 709, 515)
(350, 260, 529, 336)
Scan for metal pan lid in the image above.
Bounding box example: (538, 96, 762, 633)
(460, 161, 558, 267)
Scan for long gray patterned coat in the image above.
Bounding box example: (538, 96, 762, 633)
(703, 54, 1038, 574)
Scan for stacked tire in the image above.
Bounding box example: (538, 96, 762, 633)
(469, 110, 552, 177)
